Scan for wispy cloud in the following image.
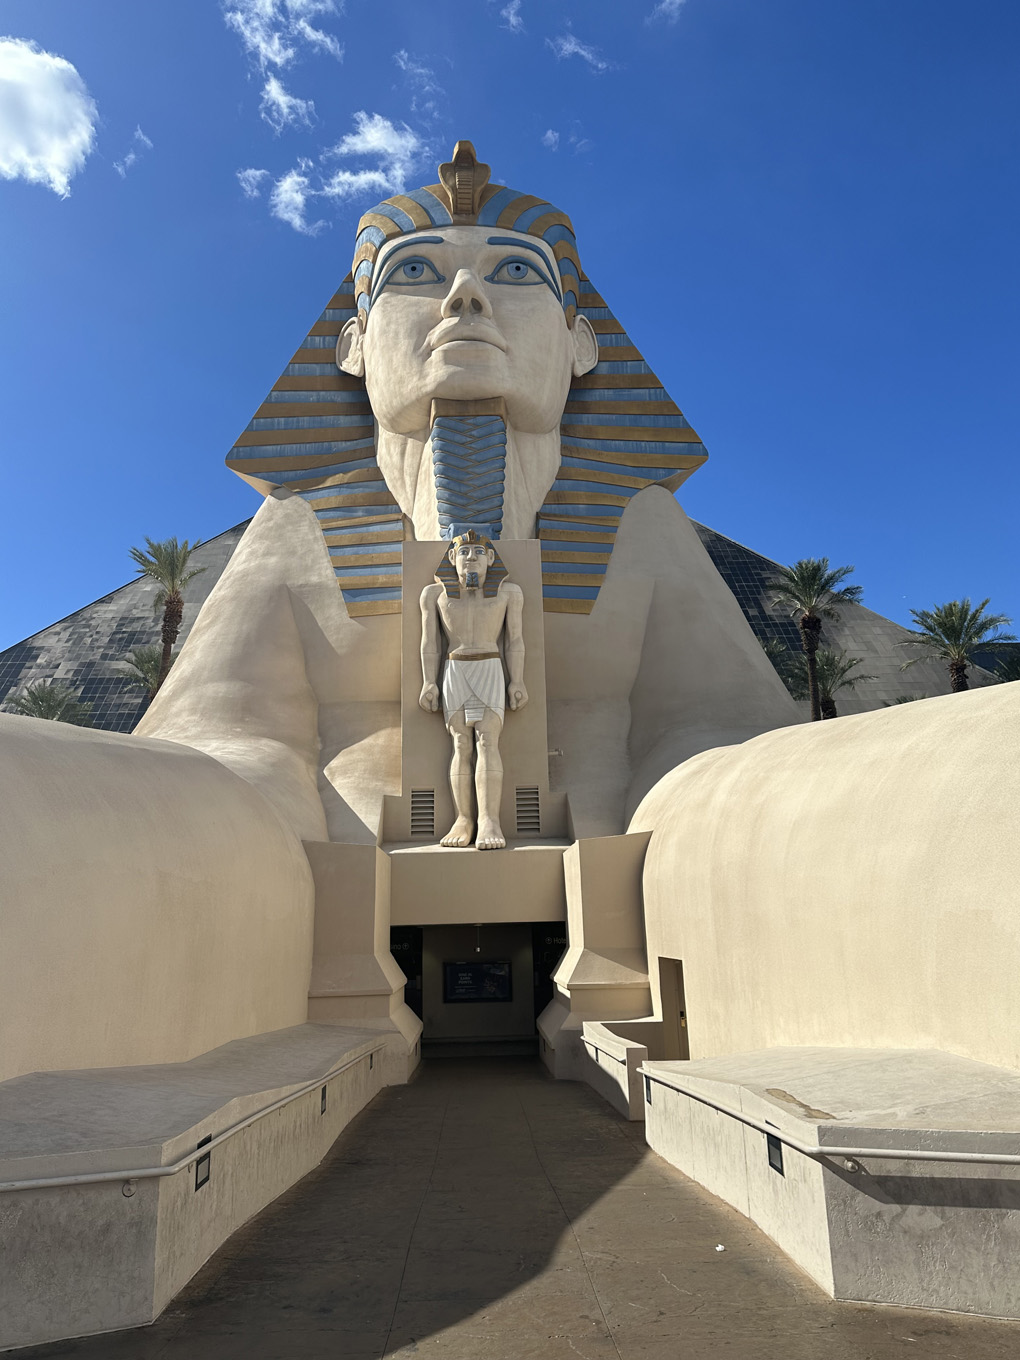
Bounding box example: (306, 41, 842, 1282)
(113, 125, 152, 178)
(240, 111, 428, 234)
(546, 33, 609, 74)
(260, 74, 315, 132)
(237, 166, 270, 198)
(270, 164, 325, 234)
(0, 37, 97, 197)
(393, 49, 445, 123)
(500, 1, 525, 33)
(223, 0, 343, 71)
(647, 0, 688, 22)
(542, 125, 592, 155)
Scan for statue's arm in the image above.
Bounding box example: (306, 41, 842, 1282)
(503, 583, 528, 711)
(419, 583, 442, 712)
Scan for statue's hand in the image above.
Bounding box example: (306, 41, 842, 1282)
(419, 682, 440, 713)
(508, 682, 529, 712)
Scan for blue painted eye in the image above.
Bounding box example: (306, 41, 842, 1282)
(379, 256, 445, 290)
(490, 258, 538, 284)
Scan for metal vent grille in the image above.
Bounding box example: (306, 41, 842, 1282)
(515, 786, 541, 838)
(410, 789, 435, 837)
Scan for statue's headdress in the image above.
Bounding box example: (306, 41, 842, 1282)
(226, 140, 710, 619)
(435, 530, 508, 600)
(352, 141, 581, 326)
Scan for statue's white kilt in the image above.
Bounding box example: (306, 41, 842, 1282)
(442, 658, 505, 726)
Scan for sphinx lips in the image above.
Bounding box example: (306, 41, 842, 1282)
(428, 319, 507, 352)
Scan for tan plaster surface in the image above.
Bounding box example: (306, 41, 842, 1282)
(631, 681, 1020, 1069)
(19, 1059, 1020, 1360)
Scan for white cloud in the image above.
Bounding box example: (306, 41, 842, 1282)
(647, 0, 688, 21)
(269, 164, 325, 234)
(393, 48, 444, 123)
(256, 112, 428, 234)
(0, 37, 97, 196)
(260, 74, 315, 132)
(541, 129, 559, 151)
(546, 33, 609, 73)
(237, 166, 270, 198)
(223, 0, 342, 70)
(113, 125, 152, 178)
(500, 1, 524, 33)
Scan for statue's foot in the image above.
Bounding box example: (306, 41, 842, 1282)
(476, 819, 506, 851)
(441, 817, 475, 847)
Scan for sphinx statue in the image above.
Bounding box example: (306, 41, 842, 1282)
(132, 141, 799, 848)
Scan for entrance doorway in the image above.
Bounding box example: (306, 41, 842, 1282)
(390, 922, 565, 1057)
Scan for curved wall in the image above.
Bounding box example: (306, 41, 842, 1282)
(0, 716, 315, 1082)
(631, 685, 1020, 1069)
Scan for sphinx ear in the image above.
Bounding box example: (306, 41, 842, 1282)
(336, 315, 366, 377)
(570, 313, 599, 377)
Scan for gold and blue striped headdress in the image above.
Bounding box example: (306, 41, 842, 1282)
(353, 141, 581, 325)
(227, 141, 709, 618)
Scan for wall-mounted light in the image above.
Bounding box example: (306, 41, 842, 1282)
(195, 1135, 212, 1191)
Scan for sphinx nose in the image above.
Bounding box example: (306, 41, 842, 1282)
(440, 268, 493, 319)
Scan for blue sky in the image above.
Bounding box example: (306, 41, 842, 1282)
(1, 0, 1017, 648)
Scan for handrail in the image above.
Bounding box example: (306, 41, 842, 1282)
(582, 1036, 630, 1067)
(639, 1066, 1020, 1172)
(0, 1044, 386, 1195)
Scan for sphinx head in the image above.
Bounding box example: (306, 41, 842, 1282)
(337, 143, 599, 436)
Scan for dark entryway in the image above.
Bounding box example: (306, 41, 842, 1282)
(390, 922, 565, 1057)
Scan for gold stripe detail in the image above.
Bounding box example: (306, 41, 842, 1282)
(323, 528, 404, 546)
(542, 571, 606, 587)
(543, 489, 630, 508)
(539, 512, 623, 528)
(538, 527, 617, 544)
(345, 597, 402, 617)
(564, 400, 681, 416)
(255, 401, 372, 419)
(336, 572, 402, 589)
(561, 424, 703, 446)
(555, 466, 649, 491)
(570, 373, 662, 390)
(308, 321, 344, 337)
(274, 375, 364, 391)
(588, 319, 626, 335)
(541, 550, 612, 564)
(385, 195, 435, 230)
(328, 551, 402, 567)
(542, 597, 596, 615)
(311, 490, 399, 510)
(597, 345, 642, 363)
(226, 448, 375, 475)
(233, 425, 375, 448)
(319, 513, 403, 531)
(494, 194, 545, 228)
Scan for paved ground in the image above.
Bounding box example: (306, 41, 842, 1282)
(23, 1058, 1020, 1359)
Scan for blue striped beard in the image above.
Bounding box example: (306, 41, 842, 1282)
(431, 414, 507, 541)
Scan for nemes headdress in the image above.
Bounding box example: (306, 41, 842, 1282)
(353, 142, 581, 325)
(435, 530, 508, 600)
(227, 140, 710, 619)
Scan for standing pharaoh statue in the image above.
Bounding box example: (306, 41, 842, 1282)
(419, 532, 526, 850)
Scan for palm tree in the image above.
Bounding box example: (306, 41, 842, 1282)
(785, 649, 876, 719)
(121, 645, 175, 705)
(768, 559, 863, 721)
(993, 650, 1020, 684)
(4, 681, 92, 725)
(900, 599, 1015, 693)
(129, 537, 206, 693)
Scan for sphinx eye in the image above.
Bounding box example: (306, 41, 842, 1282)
(379, 256, 445, 290)
(487, 257, 542, 285)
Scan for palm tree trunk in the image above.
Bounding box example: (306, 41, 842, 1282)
(949, 659, 969, 693)
(820, 696, 838, 719)
(800, 615, 823, 721)
(157, 593, 183, 692)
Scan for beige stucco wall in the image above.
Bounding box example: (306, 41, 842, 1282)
(0, 716, 315, 1082)
(630, 683, 1020, 1069)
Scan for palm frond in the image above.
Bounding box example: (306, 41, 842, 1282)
(120, 646, 174, 698)
(784, 648, 876, 702)
(130, 536, 207, 596)
(899, 598, 1016, 664)
(4, 681, 92, 725)
(767, 557, 862, 620)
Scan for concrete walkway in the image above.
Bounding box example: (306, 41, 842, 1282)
(22, 1059, 1020, 1360)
